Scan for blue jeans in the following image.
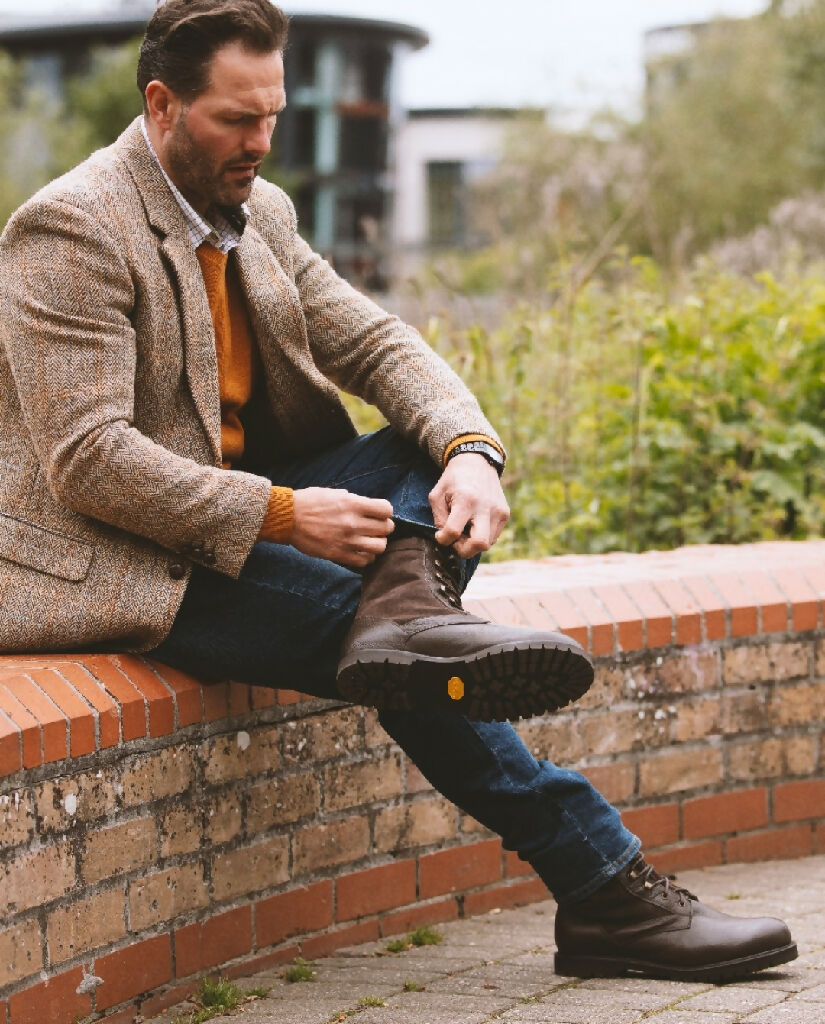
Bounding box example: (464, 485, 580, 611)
(150, 427, 639, 904)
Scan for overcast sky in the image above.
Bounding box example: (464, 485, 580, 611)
(0, 0, 769, 116)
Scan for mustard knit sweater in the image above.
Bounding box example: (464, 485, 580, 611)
(196, 243, 293, 543)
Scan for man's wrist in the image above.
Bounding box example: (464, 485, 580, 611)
(446, 440, 505, 476)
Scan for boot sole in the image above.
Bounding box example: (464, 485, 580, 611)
(553, 941, 798, 983)
(336, 640, 594, 720)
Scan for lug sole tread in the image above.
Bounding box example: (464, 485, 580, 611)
(337, 641, 594, 721)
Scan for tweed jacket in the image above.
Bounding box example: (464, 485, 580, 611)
(0, 117, 501, 654)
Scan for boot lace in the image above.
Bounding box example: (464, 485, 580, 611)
(627, 856, 696, 908)
(433, 545, 463, 610)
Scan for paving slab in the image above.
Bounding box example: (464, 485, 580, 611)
(145, 853, 825, 1024)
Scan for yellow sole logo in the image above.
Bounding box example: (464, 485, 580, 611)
(447, 676, 465, 701)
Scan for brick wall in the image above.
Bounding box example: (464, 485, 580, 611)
(1, 539, 824, 1023)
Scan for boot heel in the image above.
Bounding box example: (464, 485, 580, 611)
(554, 953, 622, 978)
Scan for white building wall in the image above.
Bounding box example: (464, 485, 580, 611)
(393, 113, 510, 255)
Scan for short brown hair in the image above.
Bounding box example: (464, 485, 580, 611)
(137, 0, 289, 103)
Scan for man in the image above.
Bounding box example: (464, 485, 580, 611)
(0, 0, 796, 982)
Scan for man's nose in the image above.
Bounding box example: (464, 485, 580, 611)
(245, 121, 272, 158)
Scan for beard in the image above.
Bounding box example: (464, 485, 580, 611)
(164, 114, 260, 213)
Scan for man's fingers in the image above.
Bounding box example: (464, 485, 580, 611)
(354, 496, 394, 521)
(428, 483, 449, 530)
(435, 498, 473, 547)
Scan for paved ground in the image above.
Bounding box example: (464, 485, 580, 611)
(151, 855, 825, 1024)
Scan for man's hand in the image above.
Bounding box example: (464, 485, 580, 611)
(429, 453, 510, 558)
(290, 488, 395, 568)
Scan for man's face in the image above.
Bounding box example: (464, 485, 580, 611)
(161, 41, 286, 213)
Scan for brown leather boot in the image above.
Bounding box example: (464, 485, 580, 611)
(336, 535, 594, 721)
(554, 854, 797, 982)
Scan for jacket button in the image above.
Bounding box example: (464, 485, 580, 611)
(169, 562, 187, 580)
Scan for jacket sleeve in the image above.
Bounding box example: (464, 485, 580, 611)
(285, 205, 504, 468)
(0, 197, 272, 578)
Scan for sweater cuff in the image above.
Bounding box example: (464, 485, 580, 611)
(256, 486, 294, 544)
(443, 433, 505, 468)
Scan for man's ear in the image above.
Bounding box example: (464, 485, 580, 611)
(144, 80, 181, 131)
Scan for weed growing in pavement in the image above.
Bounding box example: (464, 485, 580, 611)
(170, 975, 244, 1023)
(384, 925, 443, 953)
(358, 995, 387, 1008)
(403, 979, 425, 992)
(283, 956, 316, 983)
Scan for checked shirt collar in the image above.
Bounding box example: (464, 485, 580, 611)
(141, 117, 248, 253)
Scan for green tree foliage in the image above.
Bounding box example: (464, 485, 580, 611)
(641, 11, 814, 263)
(58, 39, 143, 169)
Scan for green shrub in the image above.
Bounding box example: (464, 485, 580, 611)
(362, 258, 825, 559)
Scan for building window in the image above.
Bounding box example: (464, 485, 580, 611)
(427, 161, 464, 247)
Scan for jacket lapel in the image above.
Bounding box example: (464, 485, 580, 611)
(118, 119, 222, 466)
(233, 224, 352, 445)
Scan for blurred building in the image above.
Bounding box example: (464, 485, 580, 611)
(0, 5, 427, 288)
(393, 108, 517, 276)
(644, 19, 746, 109)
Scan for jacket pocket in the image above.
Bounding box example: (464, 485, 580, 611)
(0, 512, 94, 582)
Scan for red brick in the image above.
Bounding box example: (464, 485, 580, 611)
(144, 660, 203, 727)
(738, 571, 788, 634)
(477, 596, 527, 627)
(256, 881, 333, 948)
(463, 878, 548, 916)
(116, 658, 175, 737)
(769, 568, 819, 632)
(682, 789, 768, 839)
(815, 822, 825, 854)
(202, 682, 231, 722)
(801, 564, 825, 620)
(9, 967, 90, 1024)
(623, 581, 673, 649)
(509, 594, 560, 631)
(0, 686, 41, 769)
(250, 686, 277, 710)
(82, 656, 146, 741)
(0, 1002, 6, 1024)
(0, 715, 21, 778)
(419, 839, 502, 899)
(225, 948, 301, 984)
(726, 825, 813, 863)
(653, 579, 701, 646)
(709, 574, 757, 638)
(773, 780, 825, 823)
(505, 850, 537, 879)
(55, 663, 120, 748)
(591, 585, 643, 652)
(534, 593, 588, 649)
(276, 689, 303, 705)
(2, 675, 67, 763)
(681, 576, 727, 641)
(379, 898, 459, 938)
(566, 588, 614, 656)
(175, 906, 252, 978)
(621, 803, 680, 848)
(27, 668, 95, 757)
(300, 920, 379, 959)
(337, 861, 416, 922)
(228, 682, 251, 716)
(647, 841, 723, 876)
(136, 980, 198, 1020)
(95, 935, 172, 1010)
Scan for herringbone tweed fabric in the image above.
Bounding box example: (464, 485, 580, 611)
(0, 117, 501, 653)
